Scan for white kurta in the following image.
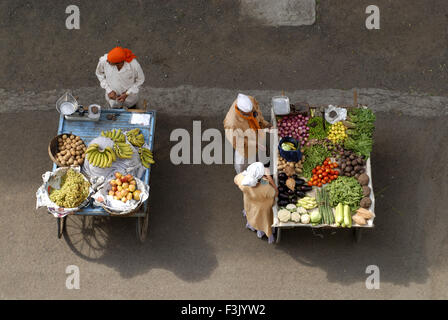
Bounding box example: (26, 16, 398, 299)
(95, 54, 145, 108)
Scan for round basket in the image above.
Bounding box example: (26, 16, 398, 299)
(48, 134, 86, 167)
(104, 202, 144, 217)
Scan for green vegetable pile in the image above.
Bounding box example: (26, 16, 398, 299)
(328, 176, 363, 211)
(307, 117, 328, 140)
(50, 169, 90, 208)
(302, 144, 331, 178)
(344, 108, 376, 158)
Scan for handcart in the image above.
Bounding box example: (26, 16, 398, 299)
(50, 109, 156, 243)
(270, 104, 375, 244)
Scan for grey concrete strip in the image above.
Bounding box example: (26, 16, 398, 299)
(0, 86, 446, 117)
(240, 0, 316, 26)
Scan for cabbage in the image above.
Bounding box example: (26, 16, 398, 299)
(286, 204, 297, 212)
(310, 209, 322, 224)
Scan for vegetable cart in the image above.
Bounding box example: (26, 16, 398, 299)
(271, 105, 376, 244)
(50, 109, 156, 243)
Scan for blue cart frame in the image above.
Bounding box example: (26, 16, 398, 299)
(51, 109, 156, 242)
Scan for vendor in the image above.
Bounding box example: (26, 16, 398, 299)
(234, 162, 278, 244)
(95, 46, 145, 109)
(223, 93, 271, 173)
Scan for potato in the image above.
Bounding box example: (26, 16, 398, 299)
(69, 150, 75, 156)
(78, 158, 84, 165)
(70, 135, 75, 140)
(75, 136, 80, 141)
(68, 158, 74, 164)
(76, 155, 81, 160)
(64, 153, 71, 160)
(76, 151, 81, 156)
(75, 145, 82, 151)
(73, 160, 79, 166)
(58, 138, 63, 143)
(61, 160, 67, 166)
(62, 134, 68, 139)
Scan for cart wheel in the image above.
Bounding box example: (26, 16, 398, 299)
(136, 210, 149, 243)
(57, 216, 66, 239)
(275, 227, 282, 244)
(353, 228, 362, 243)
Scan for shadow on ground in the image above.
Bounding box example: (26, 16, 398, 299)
(1, 110, 446, 288)
(273, 112, 448, 286)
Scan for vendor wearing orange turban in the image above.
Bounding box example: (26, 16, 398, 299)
(96, 46, 145, 108)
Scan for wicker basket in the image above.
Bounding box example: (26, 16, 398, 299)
(48, 133, 85, 167)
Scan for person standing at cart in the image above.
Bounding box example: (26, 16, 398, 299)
(224, 93, 271, 174)
(95, 46, 145, 109)
(234, 162, 278, 244)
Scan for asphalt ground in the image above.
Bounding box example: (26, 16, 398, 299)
(1, 110, 447, 299)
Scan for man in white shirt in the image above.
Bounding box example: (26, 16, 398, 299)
(96, 47, 145, 108)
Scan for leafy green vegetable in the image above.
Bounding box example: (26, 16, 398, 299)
(302, 144, 331, 178)
(345, 108, 376, 157)
(344, 133, 373, 158)
(307, 117, 328, 140)
(328, 176, 363, 211)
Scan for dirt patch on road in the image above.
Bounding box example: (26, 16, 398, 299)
(1, 0, 447, 95)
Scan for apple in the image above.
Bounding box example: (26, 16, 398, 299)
(113, 196, 119, 200)
(133, 190, 141, 201)
(121, 197, 127, 203)
(121, 176, 128, 183)
(125, 174, 133, 181)
(116, 179, 122, 186)
(110, 180, 117, 186)
(115, 191, 121, 197)
(112, 186, 117, 192)
(117, 186, 123, 192)
(122, 182, 129, 189)
(129, 184, 136, 192)
(121, 189, 129, 197)
(129, 180, 136, 186)
(115, 172, 122, 179)
(126, 193, 133, 201)
(108, 190, 115, 196)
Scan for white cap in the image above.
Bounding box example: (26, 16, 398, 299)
(241, 162, 265, 187)
(237, 93, 253, 113)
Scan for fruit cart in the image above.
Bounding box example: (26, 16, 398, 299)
(271, 106, 376, 244)
(50, 109, 156, 243)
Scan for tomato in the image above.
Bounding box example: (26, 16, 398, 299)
(316, 166, 321, 170)
(308, 181, 313, 186)
(326, 158, 330, 162)
(312, 168, 316, 174)
(313, 181, 318, 186)
(318, 183, 322, 187)
(333, 163, 338, 168)
(318, 169, 323, 174)
(325, 168, 330, 173)
(323, 161, 328, 166)
(335, 171, 339, 175)
(322, 172, 328, 177)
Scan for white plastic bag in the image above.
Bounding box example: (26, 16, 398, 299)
(82, 133, 146, 182)
(36, 167, 94, 218)
(325, 105, 347, 124)
(92, 177, 149, 215)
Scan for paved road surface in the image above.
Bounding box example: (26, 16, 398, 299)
(0, 109, 446, 299)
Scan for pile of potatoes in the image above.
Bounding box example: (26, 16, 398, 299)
(55, 134, 86, 167)
(277, 154, 304, 176)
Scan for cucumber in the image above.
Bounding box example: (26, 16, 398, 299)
(335, 203, 344, 224)
(343, 204, 352, 228)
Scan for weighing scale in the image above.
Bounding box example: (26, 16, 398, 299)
(56, 91, 101, 121)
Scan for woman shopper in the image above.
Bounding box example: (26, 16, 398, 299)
(234, 162, 278, 243)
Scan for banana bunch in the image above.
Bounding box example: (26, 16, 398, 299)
(101, 129, 126, 142)
(86, 144, 117, 168)
(138, 147, 155, 168)
(114, 142, 134, 159)
(126, 128, 145, 147)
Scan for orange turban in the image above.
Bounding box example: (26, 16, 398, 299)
(107, 47, 137, 63)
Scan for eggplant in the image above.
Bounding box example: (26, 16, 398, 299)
(278, 186, 286, 193)
(300, 185, 313, 192)
(278, 173, 287, 180)
(295, 178, 305, 186)
(290, 196, 298, 203)
(292, 174, 298, 180)
(278, 193, 289, 200)
(278, 178, 286, 186)
(277, 199, 289, 207)
(287, 189, 295, 196)
(295, 190, 306, 198)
